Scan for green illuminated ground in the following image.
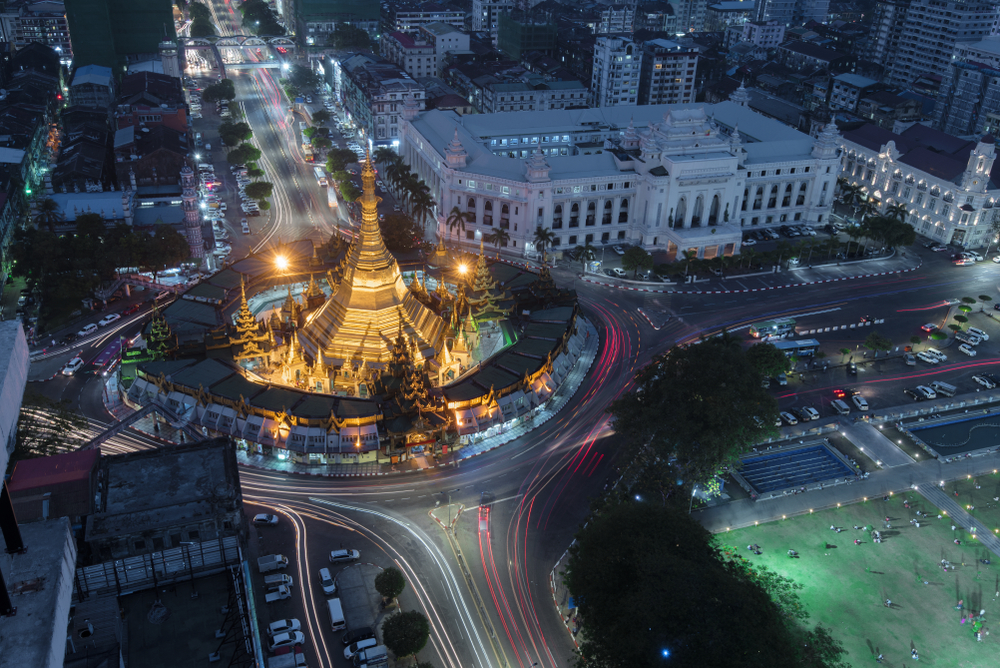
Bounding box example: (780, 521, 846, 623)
(723, 493, 998, 666)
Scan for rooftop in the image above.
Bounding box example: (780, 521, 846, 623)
(833, 72, 878, 88)
(7, 449, 100, 492)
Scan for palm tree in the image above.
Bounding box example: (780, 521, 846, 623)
(681, 248, 699, 276)
(485, 227, 510, 257)
(574, 241, 597, 271)
(533, 225, 556, 262)
(884, 202, 907, 223)
(446, 206, 471, 242)
(739, 246, 758, 269)
(373, 147, 397, 172)
(826, 236, 842, 259)
(33, 197, 63, 231)
(775, 240, 793, 268)
(844, 224, 863, 257)
(410, 191, 435, 232)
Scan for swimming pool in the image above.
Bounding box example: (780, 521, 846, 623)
(738, 444, 856, 494)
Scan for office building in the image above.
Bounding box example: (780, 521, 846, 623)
(382, 23, 469, 78)
(590, 36, 642, 108)
(497, 11, 557, 60)
(638, 39, 698, 106)
(389, 1, 465, 31)
(752, 0, 829, 26)
(471, 0, 513, 44)
(336, 56, 426, 146)
(841, 124, 1000, 248)
(399, 97, 841, 262)
(481, 79, 589, 113)
(935, 36, 1000, 137)
(63, 0, 176, 72)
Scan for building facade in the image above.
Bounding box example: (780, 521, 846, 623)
(63, 0, 176, 71)
(471, 0, 513, 44)
(742, 20, 785, 48)
(481, 79, 589, 113)
(840, 123, 1000, 248)
(638, 39, 699, 106)
(594, 5, 635, 34)
(338, 57, 426, 146)
(399, 96, 841, 262)
(935, 36, 1000, 137)
(390, 1, 465, 31)
(69, 64, 115, 109)
(590, 36, 642, 108)
(753, 0, 829, 26)
(829, 73, 881, 112)
(0, 0, 73, 59)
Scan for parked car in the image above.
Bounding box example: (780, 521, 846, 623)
(268, 631, 305, 653)
(342, 627, 376, 646)
(959, 343, 977, 356)
(329, 549, 360, 563)
(973, 374, 996, 389)
(98, 313, 121, 326)
(779, 411, 798, 426)
(915, 385, 937, 400)
(916, 351, 939, 365)
(851, 394, 869, 411)
(319, 567, 337, 595)
(61, 357, 85, 376)
(267, 619, 301, 637)
(253, 513, 279, 525)
(612, 245, 625, 255)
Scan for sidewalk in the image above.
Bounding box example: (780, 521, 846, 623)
(581, 250, 921, 296)
(107, 317, 601, 477)
(839, 421, 916, 468)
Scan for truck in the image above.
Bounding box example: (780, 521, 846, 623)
(268, 647, 307, 668)
(258, 554, 289, 573)
(930, 380, 957, 397)
(264, 574, 294, 587)
(265, 585, 292, 603)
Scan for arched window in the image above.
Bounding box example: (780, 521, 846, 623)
(708, 194, 720, 224)
(501, 203, 509, 214)
(553, 204, 563, 228)
(768, 185, 778, 208)
(691, 195, 704, 226)
(618, 198, 628, 223)
(467, 197, 477, 223)
(604, 200, 613, 209)
(485, 201, 493, 211)
(782, 184, 792, 207)
(484, 200, 493, 225)
(467, 197, 475, 209)
(753, 187, 763, 210)
(742, 188, 749, 211)
(603, 200, 613, 224)
(586, 201, 596, 225)
(570, 202, 580, 227)
(676, 197, 687, 226)
(797, 183, 807, 206)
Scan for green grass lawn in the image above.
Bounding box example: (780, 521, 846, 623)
(949, 473, 1000, 536)
(723, 494, 998, 666)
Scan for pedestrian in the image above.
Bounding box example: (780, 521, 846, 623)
(952, 525, 956, 531)
(855, 539, 861, 545)
(956, 599, 964, 610)
(876, 653, 883, 663)
(912, 648, 919, 661)
(955, 539, 961, 545)
(885, 598, 891, 607)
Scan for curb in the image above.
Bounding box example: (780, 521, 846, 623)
(581, 258, 922, 295)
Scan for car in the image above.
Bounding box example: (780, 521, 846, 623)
(252, 513, 279, 525)
(915, 385, 937, 400)
(61, 357, 85, 376)
(792, 407, 812, 422)
(965, 251, 984, 261)
(122, 303, 142, 316)
(98, 313, 121, 326)
(741, 237, 756, 246)
(613, 245, 625, 255)
(925, 348, 947, 362)
(329, 549, 360, 563)
(242, 221, 252, 234)
(852, 394, 869, 411)
(268, 631, 305, 653)
(76, 323, 99, 338)
(968, 327, 989, 341)
(916, 351, 939, 365)
(959, 343, 977, 356)
(801, 406, 820, 421)
(992, 255, 1000, 263)
(973, 374, 996, 389)
(847, 362, 857, 376)
(920, 323, 938, 333)
(903, 388, 921, 401)
(954, 257, 975, 266)
(267, 619, 301, 637)
(930, 244, 948, 252)
(779, 411, 798, 426)
(342, 627, 376, 646)
(345, 637, 379, 660)
(319, 567, 337, 595)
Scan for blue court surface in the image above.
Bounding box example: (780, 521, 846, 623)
(739, 444, 855, 494)
(907, 410, 1000, 455)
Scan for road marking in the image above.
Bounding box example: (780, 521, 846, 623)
(469, 493, 524, 510)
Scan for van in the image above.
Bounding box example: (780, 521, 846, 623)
(327, 598, 346, 631)
(352, 645, 388, 667)
(968, 327, 989, 341)
(830, 399, 851, 415)
(195, 132, 202, 146)
(926, 347, 947, 362)
(930, 381, 957, 397)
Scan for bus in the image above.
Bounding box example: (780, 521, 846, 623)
(314, 166, 328, 187)
(749, 318, 796, 339)
(302, 144, 314, 162)
(89, 337, 125, 376)
(772, 338, 820, 357)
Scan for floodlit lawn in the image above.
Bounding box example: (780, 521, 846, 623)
(723, 495, 998, 666)
(951, 472, 1000, 536)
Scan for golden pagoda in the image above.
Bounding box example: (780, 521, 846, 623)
(230, 278, 271, 362)
(297, 148, 447, 375)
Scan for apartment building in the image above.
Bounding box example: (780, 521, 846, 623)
(935, 36, 1000, 137)
(638, 39, 698, 106)
(481, 79, 589, 113)
(590, 36, 642, 108)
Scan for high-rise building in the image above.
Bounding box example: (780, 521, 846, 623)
(0, 0, 73, 60)
(864, 0, 911, 68)
(497, 11, 557, 60)
(638, 39, 698, 106)
(471, 0, 513, 44)
(296, 0, 380, 43)
(590, 36, 642, 108)
(64, 0, 176, 72)
(935, 36, 1000, 137)
(875, 0, 999, 88)
(753, 0, 829, 26)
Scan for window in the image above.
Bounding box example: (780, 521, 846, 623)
(468, 180, 476, 189)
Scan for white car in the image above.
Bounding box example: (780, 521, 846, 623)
(329, 549, 360, 563)
(801, 406, 820, 421)
(968, 327, 989, 341)
(268, 631, 305, 652)
(964, 251, 984, 261)
(973, 374, 996, 389)
(916, 351, 939, 365)
(319, 567, 337, 595)
(926, 348, 947, 362)
(252, 513, 279, 525)
(852, 394, 869, 411)
(742, 237, 757, 246)
(344, 637, 379, 660)
(267, 618, 301, 637)
(61, 357, 85, 376)
(76, 322, 98, 337)
(613, 245, 625, 255)
(98, 313, 121, 326)
(959, 343, 977, 356)
(779, 411, 798, 426)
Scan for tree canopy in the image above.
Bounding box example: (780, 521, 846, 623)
(863, 330, 892, 353)
(381, 611, 430, 659)
(746, 341, 791, 377)
(227, 142, 262, 166)
(374, 567, 406, 601)
(243, 181, 273, 201)
(326, 148, 358, 173)
(621, 246, 653, 277)
(202, 79, 235, 104)
(240, 0, 285, 35)
(218, 121, 252, 147)
(608, 334, 779, 483)
(327, 22, 372, 51)
(380, 213, 422, 252)
(564, 502, 847, 668)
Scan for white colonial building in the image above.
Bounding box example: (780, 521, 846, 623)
(399, 85, 842, 260)
(840, 123, 1000, 248)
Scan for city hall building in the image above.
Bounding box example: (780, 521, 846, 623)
(399, 85, 842, 260)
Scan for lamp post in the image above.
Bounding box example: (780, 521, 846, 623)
(688, 484, 698, 514)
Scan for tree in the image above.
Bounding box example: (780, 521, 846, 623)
(244, 181, 273, 201)
(533, 225, 556, 261)
(311, 109, 331, 126)
(327, 148, 358, 174)
(312, 136, 332, 152)
(621, 246, 653, 278)
(746, 341, 791, 377)
(374, 567, 406, 601)
(608, 336, 779, 483)
(227, 142, 262, 166)
(410, 191, 435, 231)
(863, 330, 892, 354)
(564, 502, 845, 668)
(188, 2, 210, 20)
(445, 206, 470, 242)
(33, 197, 64, 231)
(141, 224, 191, 279)
(218, 121, 253, 147)
(287, 65, 319, 92)
(189, 18, 216, 37)
(485, 227, 510, 256)
(381, 611, 430, 659)
(201, 79, 235, 104)
(340, 181, 362, 202)
(954, 315, 968, 325)
(327, 22, 372, 51)
(380, 213, 422, 252)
